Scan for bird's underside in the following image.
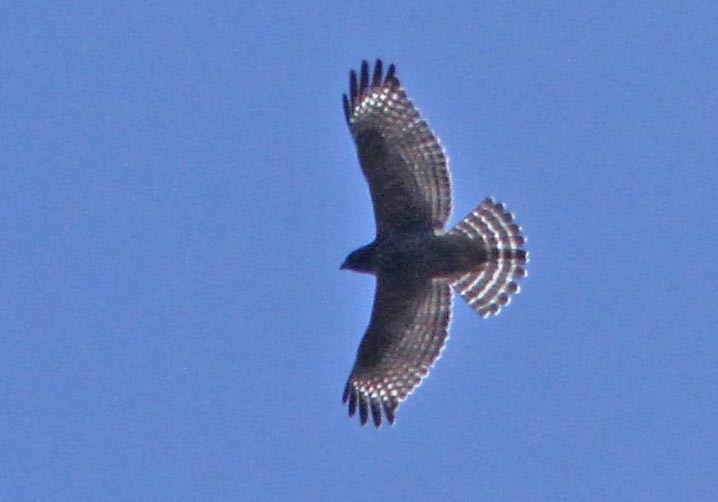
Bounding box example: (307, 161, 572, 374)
(341, 60, 528, 427)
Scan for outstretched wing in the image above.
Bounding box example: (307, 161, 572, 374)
(343, 274, 452, 427)
(343, 60, 452, 236)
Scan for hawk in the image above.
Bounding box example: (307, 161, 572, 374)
(341, 60, 528, 427)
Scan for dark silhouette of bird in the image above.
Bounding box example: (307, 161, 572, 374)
(341, 60, 528, 427)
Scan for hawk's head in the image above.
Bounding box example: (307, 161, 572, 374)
(341, 243, 376, 274)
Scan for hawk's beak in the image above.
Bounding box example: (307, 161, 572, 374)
(340, 262, 348, 270)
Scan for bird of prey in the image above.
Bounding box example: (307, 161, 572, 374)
(341, 59, 528, 428)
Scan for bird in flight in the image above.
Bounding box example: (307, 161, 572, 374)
(341, 60, 528, 427)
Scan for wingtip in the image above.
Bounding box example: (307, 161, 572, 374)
(371, 400, 382, 428)
(344, 376, 402, 428)
(385, 63, 397, 84)
(383, 402, 396, 425)
(342, 94, 350, 124)
(349, 69, 358, 103)
(372, 59, 383, 87)
(342, 380, 350, 404)
(347, 392, 357, 418)
(359, 397, 369, 425)
(344, 59, 400, 124)
(360, 60, 369, 94)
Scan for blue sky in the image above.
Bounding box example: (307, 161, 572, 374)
(2, 2, 717, 500)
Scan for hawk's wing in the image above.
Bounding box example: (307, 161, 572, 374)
(343, 60, 452, 236)
(343, 274, 452, 427)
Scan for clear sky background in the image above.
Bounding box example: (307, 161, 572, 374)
(2, 2, 717, 501)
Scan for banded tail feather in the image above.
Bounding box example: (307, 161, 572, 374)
(449, 198, 528, 317)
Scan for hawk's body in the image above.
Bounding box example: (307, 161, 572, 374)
(341, 60, 528, 427)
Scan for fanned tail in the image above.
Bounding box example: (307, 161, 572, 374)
(449, 198, 528, 317)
